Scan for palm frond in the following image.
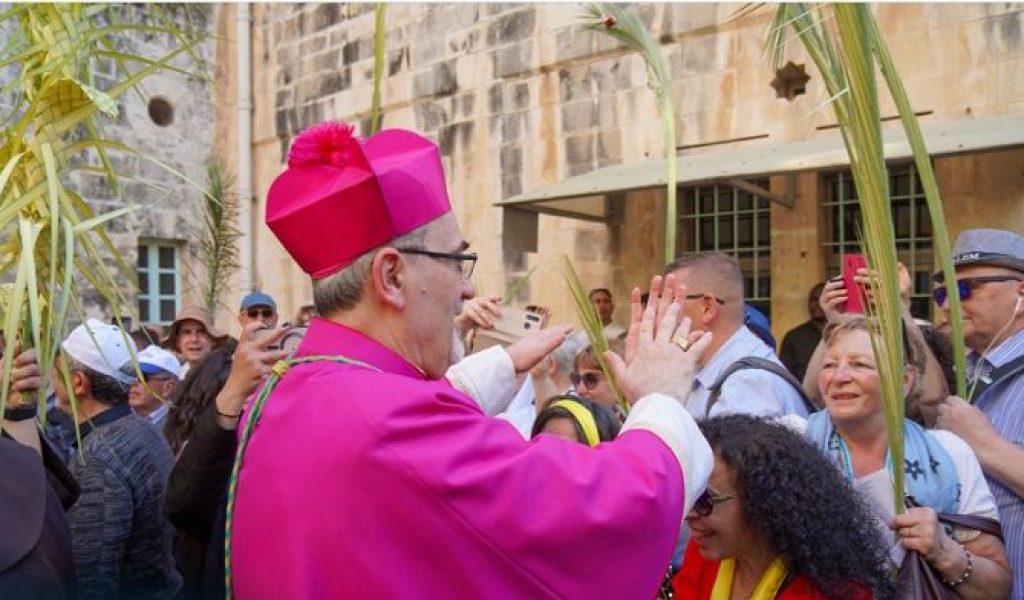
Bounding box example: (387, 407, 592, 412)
(864, 13, 967, 398)
(581, 3, 677, 263)
(771, 3, 916, 514)
(563, 256, 627, 414)
(196, 162, 242, 315)
(0, 3, 204, 422)
(369, 3, 386, 135)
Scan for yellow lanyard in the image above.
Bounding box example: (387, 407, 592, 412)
(710, 557, 788, 600)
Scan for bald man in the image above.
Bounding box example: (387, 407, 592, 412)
(663, 253, 809, 419)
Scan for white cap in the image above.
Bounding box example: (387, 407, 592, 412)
(61, 319, 137, 385)
(136, 345, 182, 379)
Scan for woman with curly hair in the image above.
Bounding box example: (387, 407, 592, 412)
(163, 345, 235, 455)
(673, 414, 891, 599)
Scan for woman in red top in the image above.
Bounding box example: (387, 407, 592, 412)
(673, 415, 890, 599)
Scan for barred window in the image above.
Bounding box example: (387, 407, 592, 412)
(822, 164, 934, 319)
(678, 180, 772, 316)
(137, 242, 181, 325)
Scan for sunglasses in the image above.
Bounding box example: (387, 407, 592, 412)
(570, 371, 604, 389)
(932, 275, 1022, 306)
(246, 308, 276, 319)
(691, 489, 737, 517)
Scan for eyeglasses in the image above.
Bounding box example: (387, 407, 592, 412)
(245, 308, 276, 319)
(570, 371, 604, 389)
(685, 293, 726, 306)
(139, 374, 174, 384)
(932, 276, 1022, 306)
(691, 489, 737, 517)
(396, 248, 478, 279)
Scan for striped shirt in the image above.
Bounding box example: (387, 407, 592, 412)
(969, 327, 1024, 599)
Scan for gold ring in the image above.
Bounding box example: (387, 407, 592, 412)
(673, 332, 690, 351)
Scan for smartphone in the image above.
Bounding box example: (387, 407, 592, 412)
(252, 325, 308, 355)
(470, 307, 543, 354)
(842, 253, 869, 314)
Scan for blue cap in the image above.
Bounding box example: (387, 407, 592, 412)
(744, 304, 776, 350)
(240, 292, 277, 311)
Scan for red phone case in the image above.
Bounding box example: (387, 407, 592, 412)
(842, 254, 868, 314)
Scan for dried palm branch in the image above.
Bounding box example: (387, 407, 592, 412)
(0, 3, 202, 420)
(563, 256, 627, 415)
(770, 3, 907, 512)
(197, 161, 241, 316)
(582, 3, 678, 263)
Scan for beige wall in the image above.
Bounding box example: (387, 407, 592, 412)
(222, 3, 1024, 336)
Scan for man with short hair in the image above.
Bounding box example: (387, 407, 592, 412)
(230, 122, 713, 597)
(589, 287, 626, 339)
(52, 319, 180, 597)
(128, 345, 181, 430)
(238, 291, 278, 330)
(166, 305, 226, 373)
(663, 253, 809, 419)
(934, 228, 1024, 597)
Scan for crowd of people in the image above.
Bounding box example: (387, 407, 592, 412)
(1, 120, 1022, 600)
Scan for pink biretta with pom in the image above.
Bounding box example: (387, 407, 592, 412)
(266, 122, 452, 279)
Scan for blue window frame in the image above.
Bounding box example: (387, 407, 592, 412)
(137, 242, 181, 325)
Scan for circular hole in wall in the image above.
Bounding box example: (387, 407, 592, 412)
(147, 97, 174, 127)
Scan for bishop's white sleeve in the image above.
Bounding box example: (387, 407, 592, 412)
(620, 393, 713, 516)
(445, 346, 518, 416)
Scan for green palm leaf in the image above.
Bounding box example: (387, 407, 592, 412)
(770, 3, 930, 514)
(563, 256, 627, 414)
(0, 3, 203, 422)
(582, 3, 677, 263)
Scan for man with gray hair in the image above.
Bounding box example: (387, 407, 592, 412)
(934, 228, 1024, 597)
(496, 330, 590, 438)
(663, 252, 809, 419)
(229, 122, 714, 597)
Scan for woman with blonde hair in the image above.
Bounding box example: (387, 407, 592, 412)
(810, 315, 1011, 598)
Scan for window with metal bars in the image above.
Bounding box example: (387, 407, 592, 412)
(677, 180, 772, 317)
(137, 242, 181, 325)
(822, 164, 934, 319)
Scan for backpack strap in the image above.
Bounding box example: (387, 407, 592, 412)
(968, 353, 1024, 404)
(705, 356, 815, 418)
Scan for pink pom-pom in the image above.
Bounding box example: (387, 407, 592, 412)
(288, 122, 358, 168)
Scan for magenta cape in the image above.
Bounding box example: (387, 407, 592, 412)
(230, 319, 684, 599)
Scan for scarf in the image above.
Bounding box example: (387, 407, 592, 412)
(805, 412, 960, 514)
(711, 557, 787, 600)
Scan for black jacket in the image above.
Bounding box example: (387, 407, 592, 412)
(165, 404, 236, 599)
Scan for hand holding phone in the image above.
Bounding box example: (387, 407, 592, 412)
(469, 307, 544, 354)
(842, 254, 869, 314)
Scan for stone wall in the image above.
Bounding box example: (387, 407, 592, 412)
(239, 3, 1024, 335)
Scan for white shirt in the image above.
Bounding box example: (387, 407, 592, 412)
(687, 326, 809, 420)
(447, 346, 713, 516)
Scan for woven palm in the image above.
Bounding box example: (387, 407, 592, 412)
(0, 3, 202, 421)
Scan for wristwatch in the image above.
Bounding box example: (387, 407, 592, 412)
(4, 403, 39, 422)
